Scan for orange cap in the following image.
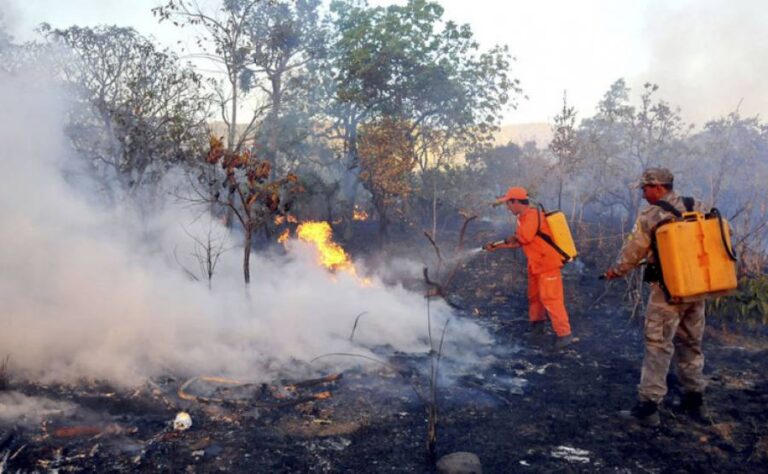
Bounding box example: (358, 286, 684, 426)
(495, 186, 528, 205)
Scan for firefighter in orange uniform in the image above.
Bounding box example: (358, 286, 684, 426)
(484, 187, 575, 349)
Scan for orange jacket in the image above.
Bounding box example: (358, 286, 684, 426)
(514, 206, 564, 275)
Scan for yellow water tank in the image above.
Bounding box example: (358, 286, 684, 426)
(544, 211, 578, 262)
(655, 211, 737, 302)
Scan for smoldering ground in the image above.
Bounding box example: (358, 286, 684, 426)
(0, 53, 495, 416)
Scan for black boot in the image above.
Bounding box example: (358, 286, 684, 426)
(680, 392, 711, 425)
(553, 334, 576, 350)
(528, 321, 547, 337)
(620, 401, 661, 427)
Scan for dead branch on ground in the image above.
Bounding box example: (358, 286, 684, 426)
(422, 213, 477, 309)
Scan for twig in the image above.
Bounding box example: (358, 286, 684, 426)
(172, 245, 200, 282)
(424, 231, 443, 276)
(10, 444, 25, 461)
(143, 379, 178, 411)
(587, 280, 615, 311)
(456, 215, 478, 251)
(253, 391, 332, 409)
(349, 311, 369, 342)
(311, 353, 428, 405)
(435, 319, 451, 377)
(177, 375, 250, 403)
(285, 373, 343, 390)
(422, 268, 462, 309)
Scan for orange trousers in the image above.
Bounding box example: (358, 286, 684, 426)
(528, 269, 571, 337)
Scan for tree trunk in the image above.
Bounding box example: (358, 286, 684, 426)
(243, 223, 252, 285)
(431, 177, 438, 242)
(267, 73, 283, 180)
(225, 76, 239, 228)
(373, 195, 389, 248)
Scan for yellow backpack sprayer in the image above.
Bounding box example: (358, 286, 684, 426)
(487, 199, 578, 263)
(647, 197, 738, 303)
(537, 204, 578, 263)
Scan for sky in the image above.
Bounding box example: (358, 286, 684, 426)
(3, 0, 766, 127)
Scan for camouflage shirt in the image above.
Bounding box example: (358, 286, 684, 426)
(613, 191, 706, 276)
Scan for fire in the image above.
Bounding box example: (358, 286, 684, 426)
(352, 206, 369, 221)
(281, 220, 373, 286)
(275, 214, 297, 226)
(296, 221, 352, 271)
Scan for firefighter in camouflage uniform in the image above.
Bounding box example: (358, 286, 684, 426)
(604, 168, 710, 427)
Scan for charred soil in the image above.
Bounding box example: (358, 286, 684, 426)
(2, 236, 768, 473)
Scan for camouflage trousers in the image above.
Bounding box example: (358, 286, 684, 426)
(638, 284, 707, 404)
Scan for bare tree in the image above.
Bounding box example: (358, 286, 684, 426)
(549, 91, 582, 210)
(198, 136, 302, 284)
(244, 0, 328, 178)
(42, 24, 211, 199)
(580, 80, 688, 221)
(175, 224, 230, 289)
(154, 0, 269, 225)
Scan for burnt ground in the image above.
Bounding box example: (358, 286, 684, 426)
(2, 232, 768, 473)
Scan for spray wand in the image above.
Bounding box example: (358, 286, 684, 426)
(481, 240, 506, 251)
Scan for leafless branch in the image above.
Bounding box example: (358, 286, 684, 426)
(173, 245, 200, 282)
(349, 311, 369, 342)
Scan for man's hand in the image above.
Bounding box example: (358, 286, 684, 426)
(504, 236, 518, 245)
(483, 242, 497, 252)
(603, 268, 621, 280)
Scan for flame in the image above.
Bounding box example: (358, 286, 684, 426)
(275, 214, 297, 226)
(352, 206, 369, 221)
(296, 221, 352, 271)
(313, 391, 332, 400)
(280, 220, 374, 286)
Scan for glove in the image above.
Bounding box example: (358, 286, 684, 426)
(603, 268, 621, 280)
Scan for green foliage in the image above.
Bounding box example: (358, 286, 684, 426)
(710, 275, 768, 325)
(42, 24, 211, 194)
(329, 0, 521, 166)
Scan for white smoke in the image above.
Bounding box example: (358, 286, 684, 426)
(0, 58, 493, 388)
(0, 0, 19, 32)
(640, 0, 768, 125)
(0, 392, 78, 427)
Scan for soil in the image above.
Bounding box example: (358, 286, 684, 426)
(2, 228, 767, 473)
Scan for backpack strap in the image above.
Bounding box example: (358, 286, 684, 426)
(709, 207, 738, 262)
(645, 227, 674, 303)
(535, 204, 572, 263)
(652, 200, 682, 218)
(653, 196, 694, 217)
(682, 196, 694, 212)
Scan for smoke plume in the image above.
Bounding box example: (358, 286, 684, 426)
(641, 0, 768, 124)
(0, 58, 492, 389)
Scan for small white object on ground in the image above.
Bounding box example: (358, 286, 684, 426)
(173, 411, 192, 431)
(551, 445, 590, 464)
